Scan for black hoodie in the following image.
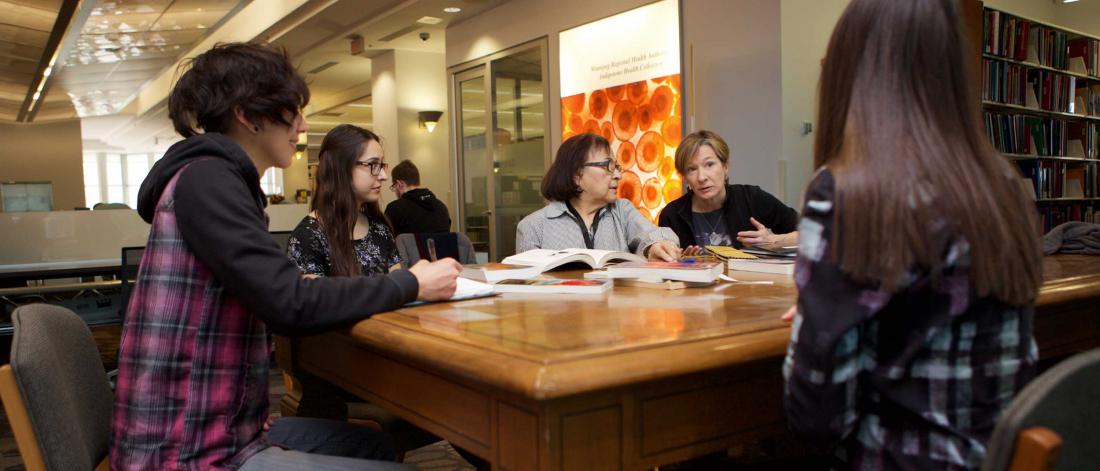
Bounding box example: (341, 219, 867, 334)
(384, 187, 452, 235)
(138, 133, 418, 334)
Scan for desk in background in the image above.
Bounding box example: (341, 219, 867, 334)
(278, 255, 1099, 471)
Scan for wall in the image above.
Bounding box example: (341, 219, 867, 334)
(779, 0, 849, 205)
(0, 120, 85, 211)
(372, 49, 453, 220)
(393, 50, 452, 215)
(682, 0, 782, 195)
(446, 0, 786, 199)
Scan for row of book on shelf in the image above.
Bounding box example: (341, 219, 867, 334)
(1015, 160, 1099, 201)
(984, 114, 1099, 157)
(983, 9, 1099, 77)
(455, 247, 797, 294)
(1037, 203, 1100, 233)
(982, 59, 1100, 115)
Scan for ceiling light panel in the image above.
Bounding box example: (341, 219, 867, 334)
(55, 0, 248, 117)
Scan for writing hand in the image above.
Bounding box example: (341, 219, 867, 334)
(408, 259, 463, 301)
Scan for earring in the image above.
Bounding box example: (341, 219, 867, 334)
(253, 125, 260, 133)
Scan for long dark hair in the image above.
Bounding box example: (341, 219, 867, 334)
(311, 125, 392, 277)
(814, 0, 1040, 304)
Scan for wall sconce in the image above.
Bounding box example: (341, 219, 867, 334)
(418, 111, 443, 133)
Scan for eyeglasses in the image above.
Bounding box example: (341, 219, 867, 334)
(583, 159, 620, 174)
(354, 160, 389, 176)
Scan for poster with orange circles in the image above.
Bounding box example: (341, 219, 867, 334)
(559, 0, 682, 223)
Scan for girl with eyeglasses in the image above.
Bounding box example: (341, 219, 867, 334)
(287, 124, 406, 277)
(516, 133, 681, 261)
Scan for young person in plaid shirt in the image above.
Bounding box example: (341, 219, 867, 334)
(109, 42, 461, 470)
(782, 1, 1042, 469)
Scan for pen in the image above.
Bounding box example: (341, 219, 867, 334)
(426, 238, 438, 262)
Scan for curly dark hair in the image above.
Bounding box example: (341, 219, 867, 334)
(168, 42, 310, 137)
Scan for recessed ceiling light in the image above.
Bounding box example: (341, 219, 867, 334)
(444, 7, 461, 13)
(417, 16, 443, 25)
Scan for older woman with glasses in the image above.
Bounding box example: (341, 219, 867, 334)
(516, 133, 681, 261)
(287, 124, 405, 277)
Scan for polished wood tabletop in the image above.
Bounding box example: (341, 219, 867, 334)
(280, 254, 1100, 470)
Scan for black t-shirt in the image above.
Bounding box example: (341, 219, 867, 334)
(658, 184, 799, 249)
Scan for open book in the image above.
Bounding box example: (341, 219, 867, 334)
(460, 263, 542, 283)
(501, 249, 645, 272)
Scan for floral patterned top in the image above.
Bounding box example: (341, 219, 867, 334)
(783, 168, 1036, 470)
(287, 215, 402, 276)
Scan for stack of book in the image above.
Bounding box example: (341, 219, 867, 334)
(708, 245, 797, 275)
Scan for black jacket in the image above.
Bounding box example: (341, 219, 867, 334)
(138, 133, 418, 334)
(385, 188, 452, 235)
(657, 184, 799, 249)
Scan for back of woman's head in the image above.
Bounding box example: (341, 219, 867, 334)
(312, 124, 389, 277)
(815, 0, 1040, 304)
(169, 42, 309, 138)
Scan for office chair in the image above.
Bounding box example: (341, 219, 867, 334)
(395, 232, 477, 267)
(0, 304, 112, 470)
(981, 347, 1100, 471)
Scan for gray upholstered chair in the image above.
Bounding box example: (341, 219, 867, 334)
(395, 232, 477, 267)
(981, 347, 1100, 471)
(0, 304, 112, 470)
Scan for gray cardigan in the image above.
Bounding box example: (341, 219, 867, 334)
(515, 199, 678, 256)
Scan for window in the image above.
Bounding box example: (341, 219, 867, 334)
(260, 168, 284, 197)
(82, 152, 157, 208)
(82, 152, 283, 208)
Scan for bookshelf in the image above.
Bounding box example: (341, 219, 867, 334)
(979, 4, 1100, 232)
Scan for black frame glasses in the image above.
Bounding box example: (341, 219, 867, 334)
(355, 160, 389, 176)
(583, 159, 620, 173)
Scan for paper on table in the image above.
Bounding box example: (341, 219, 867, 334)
(405, 277, 496, 306)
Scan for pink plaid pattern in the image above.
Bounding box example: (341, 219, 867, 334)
(110, 164, 271, 470)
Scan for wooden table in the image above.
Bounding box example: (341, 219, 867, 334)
(277, 255, 1100, 470)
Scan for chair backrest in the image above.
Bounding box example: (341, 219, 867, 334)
(270, 230, 293, 252)
(0, 304, 113, 470)
(395, 232, 476, 267)
(118, 246, 145, 322)
(981, 347, 1100, 471)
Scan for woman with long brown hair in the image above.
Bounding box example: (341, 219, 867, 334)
(288, 124, 403, 277)
(782, 0, 1041, 469)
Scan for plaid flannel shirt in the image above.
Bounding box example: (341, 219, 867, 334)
(783, 169, 1036, 470)
(110, 164, 271, 470)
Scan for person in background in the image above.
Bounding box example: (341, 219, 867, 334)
(658, 130, 798, 254)
(782, 1, 1042, 469)
(110, 41, 458, 471)
(516, 133, 681, 260)
(384, 160, 452, 235)
(288, 125, 403, 277)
